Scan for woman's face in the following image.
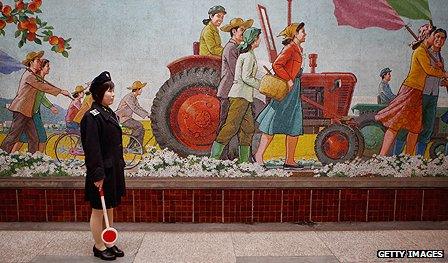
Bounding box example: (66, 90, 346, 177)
(252, 36, 261, 49)
(296, 27, 306, 43)
(211, 12, 225, 27)
(101, 87, 115, 106)
(433, 32, 446, 49)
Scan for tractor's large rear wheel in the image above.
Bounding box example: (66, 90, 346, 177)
(355, 112, 386, 157)
(151, 67, 221, 157)
(314, 124, 360, 164)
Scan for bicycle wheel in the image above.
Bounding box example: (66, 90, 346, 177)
(55, 133, 85, 162)
(122, 134, 143, 169)
(45, 132, 61, 158)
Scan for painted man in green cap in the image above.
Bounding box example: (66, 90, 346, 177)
(199, 5, 226, 57)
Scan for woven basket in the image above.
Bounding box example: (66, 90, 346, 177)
(259, 73, 288, 101)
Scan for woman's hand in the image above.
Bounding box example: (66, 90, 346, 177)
(287, 79, 294, 92)
(94, 179, 104, 190)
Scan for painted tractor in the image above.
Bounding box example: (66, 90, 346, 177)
(150, 1, 364, 164)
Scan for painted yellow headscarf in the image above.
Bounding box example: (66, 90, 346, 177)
(277, 23, 300, 39)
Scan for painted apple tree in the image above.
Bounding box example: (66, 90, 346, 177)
(0, 0, 72, 57)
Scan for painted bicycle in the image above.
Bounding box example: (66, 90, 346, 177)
(52, 126, 157, 169)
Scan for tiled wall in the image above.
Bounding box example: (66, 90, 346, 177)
(0, 188, 447, 222)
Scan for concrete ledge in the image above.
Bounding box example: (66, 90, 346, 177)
(1, 221, 447, 232)
(1, 176, 448, 189)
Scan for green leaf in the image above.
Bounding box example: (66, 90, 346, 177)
(35, 9, 42, 13)
(19, 14, 27, 21)
(44, 26, 54, 30)
(21, 31, 27, 41)
(34, 38, 42, 45)
(36, 16, 41, 25)
(18, 40, 24, 48)
(66, 38, 72, 42)
(43, 36, 49, 41)
(41, 21, 47, 27)
(62, 51, 69, 58)
(51, 45, 57, 52)
(0, 30, 5, 36)
(66, 46, 71, 50)
(15, 30, 21, 38)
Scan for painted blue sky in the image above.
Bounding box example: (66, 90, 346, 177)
(1, 0, 447, 110)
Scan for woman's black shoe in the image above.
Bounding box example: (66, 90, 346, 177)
(283, 163, 304, 169)
(93, 245, 116, 261)
(108, 245, 124, 257)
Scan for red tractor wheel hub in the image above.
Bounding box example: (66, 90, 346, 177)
(170, 87, 220, 151)
(322, 132, 349, 160)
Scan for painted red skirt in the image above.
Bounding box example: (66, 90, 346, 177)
(375, 85, 422, 134)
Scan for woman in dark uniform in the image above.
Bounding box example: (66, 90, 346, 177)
(80, 71, 125, 261)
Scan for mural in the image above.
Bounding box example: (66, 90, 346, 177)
(0, 0, 447, 172)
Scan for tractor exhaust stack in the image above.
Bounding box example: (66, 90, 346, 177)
(309, 53, 318, 73)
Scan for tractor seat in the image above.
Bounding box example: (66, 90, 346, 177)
(193, 42, 200, 55)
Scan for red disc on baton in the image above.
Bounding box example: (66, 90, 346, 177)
(102, 228, 118, 245)
(98, 187, 118, 246)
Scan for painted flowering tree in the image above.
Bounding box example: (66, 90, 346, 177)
(0, 0, 72, 57)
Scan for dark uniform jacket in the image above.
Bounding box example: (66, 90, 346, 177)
(80, 102, 126, 209)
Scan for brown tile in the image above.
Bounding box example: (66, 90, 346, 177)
(422, 189, 448, 221)
(368, 189, 395, 221)
(282, 189, 311, 222)
(46, 189, 75, 222)
(164, 189, 193, 223)
(17, 189, 46, 222)
(223, 189, 252, 223)
(134, 189, 163, 223)
(0, 189, 18, 222)
(75, 189, 91, 222)
(340, 189, 368, 222)
(311, 189, 339, 222)
(193, 189, 223, 223)
(114, 190, 134, 222)
(395, 189, 423, 221)
(253, 189, 282, 223)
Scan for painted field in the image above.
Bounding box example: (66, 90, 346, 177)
(0, 120, 318, 161)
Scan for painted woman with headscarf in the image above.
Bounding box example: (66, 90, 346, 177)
(254, 22, 307, 169)
(199, 5, 226, 57)
(375, 24, 448, 156)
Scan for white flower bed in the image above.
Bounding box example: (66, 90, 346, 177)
(1, 148, 447, 178)
(0, 148, 290, 178)
(314, 154, 448, 177)
(128, 148, 290, 178)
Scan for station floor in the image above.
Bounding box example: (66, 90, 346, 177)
(0, 222, 447, 262)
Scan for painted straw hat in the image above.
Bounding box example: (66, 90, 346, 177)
(22, 50, 44, 65)
(72, 85, 86, 96)
(220, 18, 254, 32)
(127, 80, 147, 90)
